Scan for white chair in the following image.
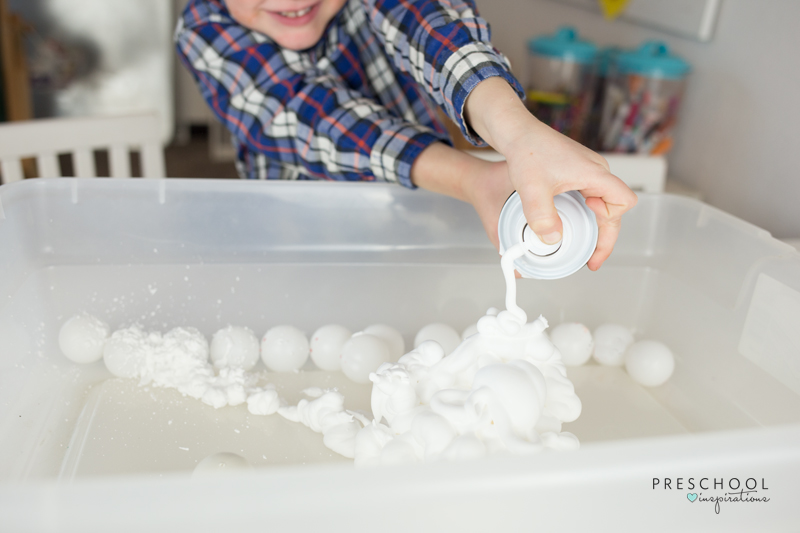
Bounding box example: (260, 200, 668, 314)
(0, 114, 165, 183)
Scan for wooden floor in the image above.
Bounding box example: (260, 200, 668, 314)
(165, 126, 239, 179)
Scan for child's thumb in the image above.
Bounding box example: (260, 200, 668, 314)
(521, 190, 563, 245)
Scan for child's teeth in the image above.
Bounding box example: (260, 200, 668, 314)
(281, 6, 312, 18)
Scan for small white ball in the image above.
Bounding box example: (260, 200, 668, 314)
(59, 313, 110, 364)
(624, 340, 675, 387)
(103, 326, 147, 378)
(261, 325, 309, 372)
(414, 323, 461, 355)
(550, 322, 593, 366)
(210, 326, 260, 370)
(310, 324, 351, 371)
(363, 324, 405, 361)
(192, 452, 251, 478)
(341, 333, 390, 384)
(461, 323, 478, 341)
(593, 324, 635, 366)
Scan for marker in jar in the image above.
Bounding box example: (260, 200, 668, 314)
(498, 191, 598, 279)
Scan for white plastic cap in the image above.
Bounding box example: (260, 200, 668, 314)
(498, 191, 598, 279)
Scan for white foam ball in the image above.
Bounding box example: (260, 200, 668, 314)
(550, 322, 593, 366)
(210, 326, 260, 370)
(462, 323, 478, 341)
(261, 325, 309, 372)
(192, 452, 251, 478)
(341, 333, 390, 384)
(624, 340, 675, 387)
(310, 324, 351, 371)
(59, 313, 110, 364)
(103, 326, 147, 378)
(593, 324, 635, 366)
(363, 324, 405, 361)
(414, 323, 461, 355)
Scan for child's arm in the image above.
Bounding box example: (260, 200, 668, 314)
(463, 78, 638, 271)
(409, 143, 513, 252)
(367, 0, 636, 270)
(365, 0, 524, 147)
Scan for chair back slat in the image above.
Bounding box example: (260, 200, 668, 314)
(109, 145, 131, 178)
(36, 153, 60, 178)
(141, 142, 166, 179)
(0, 159, 23, 183)
(73, 148, 94, 178)
(0, 114, 165, 183)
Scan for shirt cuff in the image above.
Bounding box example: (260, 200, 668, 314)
(369, 121, 448, 189)
(439, 42, 525, 146)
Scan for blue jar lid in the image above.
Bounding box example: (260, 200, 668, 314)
(527, 27, 598, 65)
(616, 41, 690, 79)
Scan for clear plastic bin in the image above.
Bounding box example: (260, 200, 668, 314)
(1, 179, 799, 531)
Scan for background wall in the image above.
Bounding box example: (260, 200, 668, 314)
(475, 0, 800, 238)
(8, 0, 174, 143)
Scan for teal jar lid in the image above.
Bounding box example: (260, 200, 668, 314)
(597, 46, 621, 76)
(527, 27, 598, 65)
(616, 41, 690, 79)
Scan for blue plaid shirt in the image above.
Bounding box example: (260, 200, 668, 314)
(175, 0, 523, 187)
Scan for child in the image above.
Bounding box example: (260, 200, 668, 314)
(175, 0, 637, 270)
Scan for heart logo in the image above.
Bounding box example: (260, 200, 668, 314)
(687, 493, 698, 502)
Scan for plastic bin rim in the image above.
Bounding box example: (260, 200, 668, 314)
(0, 180, 786, 251)
(2, 421, 798, 488)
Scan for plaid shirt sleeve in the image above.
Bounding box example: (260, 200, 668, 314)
(175, 2, 444, 187)
(364, 0, 524, 145)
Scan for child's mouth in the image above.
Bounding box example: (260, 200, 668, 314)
(270, 3, 321, 26)
(280, 6, 313, 17)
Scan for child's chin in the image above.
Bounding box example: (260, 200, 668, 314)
(273, 29, 325, 51)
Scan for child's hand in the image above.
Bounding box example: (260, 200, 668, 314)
(409, 143, 511, 246)
(462, 160, 515, 252)
(410, 144, 520, 275)
(461, 159, 527, 279)
(502, 120, 636, 270)
(465, 78, 638, 271)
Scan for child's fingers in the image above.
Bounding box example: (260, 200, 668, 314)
(578, 170, 638, 209)
(583, 184, 638, 270)
(586, 211, 621, 270)
(517, 182, 564, 246)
